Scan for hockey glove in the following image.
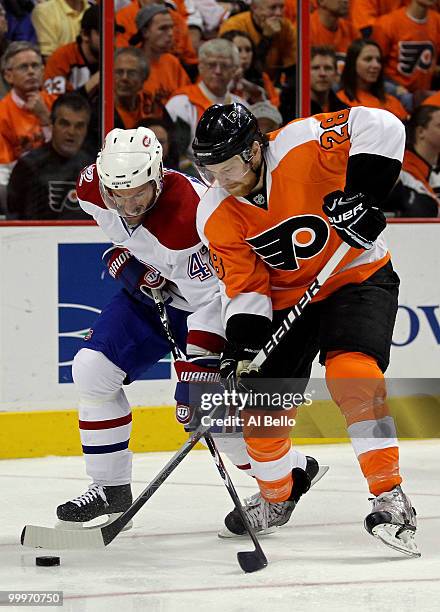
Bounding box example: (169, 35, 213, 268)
(322, 190, 387, 250)
(174, 356, 222, 432)
(102, 246, 166, 305)
(220, 343, 262, 392)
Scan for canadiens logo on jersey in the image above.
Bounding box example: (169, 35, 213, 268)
(78, 164, 95, 186)
(246, 214, 330, 271)
(398, 41, 435, 75)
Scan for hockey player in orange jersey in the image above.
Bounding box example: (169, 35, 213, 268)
(192, 102, 420, 557)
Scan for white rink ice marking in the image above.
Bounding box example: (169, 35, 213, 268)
(1, 440, 439, 612)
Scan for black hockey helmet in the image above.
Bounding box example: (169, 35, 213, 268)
(192, 103, 264, 166)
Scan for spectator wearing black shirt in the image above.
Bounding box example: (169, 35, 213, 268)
(385, 105, 440, 217)
(7, 92, 93, 219)
(310, 46, 347, 114)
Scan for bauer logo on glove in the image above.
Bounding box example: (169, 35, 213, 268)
(322, 190, 387, 250)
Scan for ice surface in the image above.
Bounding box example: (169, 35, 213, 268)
(0, 441, 439, 612)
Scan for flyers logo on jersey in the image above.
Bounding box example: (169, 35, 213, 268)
(246, 214, 330, 271)
(398, 41, 435, 75)
(226, 110, 238, 123)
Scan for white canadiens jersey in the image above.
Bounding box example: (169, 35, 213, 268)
(76, 165, 224, 338)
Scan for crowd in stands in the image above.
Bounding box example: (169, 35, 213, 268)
(0, 0, 439, 219)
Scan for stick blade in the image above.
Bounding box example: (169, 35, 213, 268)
(237, 550, 268, 573)
(21, 524, 106, 550)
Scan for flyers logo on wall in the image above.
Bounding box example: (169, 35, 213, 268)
(58, 243, 171, 383)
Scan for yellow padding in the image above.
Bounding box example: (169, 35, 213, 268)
(0, 396, 439, 459)
(0, 407, 201, 459)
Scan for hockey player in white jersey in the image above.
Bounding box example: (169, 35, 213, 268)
(55, 127, 259, 529)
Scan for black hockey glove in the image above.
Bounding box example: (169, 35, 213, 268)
(322, 190, 387, 250)
(220, 343, 262, 392)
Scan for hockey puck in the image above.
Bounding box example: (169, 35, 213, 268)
(35, 556, 60, 567)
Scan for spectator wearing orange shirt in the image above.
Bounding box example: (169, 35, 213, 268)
(219, 0, 296, 79)
(337, 39, 408, 120)
(372, 0, 440, 94)
(0, 42, 56, 198)
(116, 0, 198, 73)
(135, 4, 191, 118)
(311, 0, 360, 72)
(43, 5, 100, 97)
(114, 47, 154, 129)
(421, 89, 440, 106)
(351, 0, 407, 37)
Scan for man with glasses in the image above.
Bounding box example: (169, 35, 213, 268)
(166, 38, 247, 164)
(114, 47, 153, 129)
(0, 42, 56, 201)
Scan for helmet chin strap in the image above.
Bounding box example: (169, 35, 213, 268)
(243, 156, 265, 197)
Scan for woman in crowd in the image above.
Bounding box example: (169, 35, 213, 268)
(337, 38, 407, 121)
(221, 29, 279, 108)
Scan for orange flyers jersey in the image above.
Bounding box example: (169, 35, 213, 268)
(142, 53, 190, 118)
(197, 107, 405, 325)
(351, 0, 407, 33)
(372, 7, 440, 91)
(310, 11, 360, 73)
(336, 88, 408, 121)
(44, 42, 91, 94)
(0, 91, 57, 163)
(116, 91, 154, 129)
(401, 148, 440, 203)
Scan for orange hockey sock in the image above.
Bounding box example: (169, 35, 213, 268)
(325, 351, 402, 495)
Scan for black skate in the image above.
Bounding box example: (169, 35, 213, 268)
(364, 485, 420, 557)
(56, 483, 133, 532)
(219, 456, 328, 538)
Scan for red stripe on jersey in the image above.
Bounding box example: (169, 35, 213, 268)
(142, 171, 201, 250)
(79, 413, 132, 430)
(76, 163, 106, 209)
(236, 464, 252, 471)
(187, 330, 225, 354)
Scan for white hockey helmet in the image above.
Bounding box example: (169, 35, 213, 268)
(96, 127, 163, 217)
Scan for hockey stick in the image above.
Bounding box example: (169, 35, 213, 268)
(21, 406, 222, 551)
(149, 288, 182, 361)
(149, 288, 267, 573)
(21, 291, 267, 572)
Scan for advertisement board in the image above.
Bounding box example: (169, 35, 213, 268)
(0, 222, 438, 412)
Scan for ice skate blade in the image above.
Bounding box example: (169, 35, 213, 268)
(371, 523, 421, 558)
(218, 465, 330, 539)
(55, 513, 133, 533)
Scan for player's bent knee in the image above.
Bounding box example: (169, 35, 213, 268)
(325, 351, 388, 423)
(72, 348, 127, 397)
